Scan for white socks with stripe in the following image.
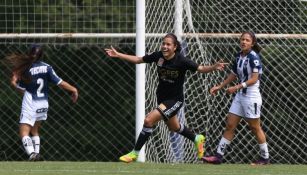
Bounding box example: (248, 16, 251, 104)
(31, 136, 40, 154)
(22, 136, 34, 155)
(217, 137, 231, 156)
(259, 142, 269, 159)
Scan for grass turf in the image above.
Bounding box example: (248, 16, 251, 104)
(0, 161, 306, 175)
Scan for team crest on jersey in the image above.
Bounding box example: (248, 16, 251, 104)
(254, 60, 260, 66)
(157, 58, 164, 66)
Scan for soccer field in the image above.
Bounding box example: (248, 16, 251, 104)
(0, 162, 306, 175)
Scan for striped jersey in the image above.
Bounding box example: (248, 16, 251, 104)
(232, 50, 263, 97)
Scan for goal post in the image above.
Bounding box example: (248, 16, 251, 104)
(135, 0, 146, 162)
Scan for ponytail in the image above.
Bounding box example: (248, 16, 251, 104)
(252, 43, 262, 53)
(6, 44, 43, 84)
(29, 44, 43, 60)
(6, 54, 33, 84)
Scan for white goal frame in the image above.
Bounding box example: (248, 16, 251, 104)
(1, 33, 307, 39)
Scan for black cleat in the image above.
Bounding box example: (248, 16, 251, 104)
(28, 153, 41, 161)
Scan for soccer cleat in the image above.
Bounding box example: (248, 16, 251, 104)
(28, 153, 38, 161)
(251, 157, 270, 165)
(194, 134, 205, 159)
(119, 151, 138, 163)
(34, 153, 42, 161)
(202, 154, 223, 164)
(28, 153, 42, 161)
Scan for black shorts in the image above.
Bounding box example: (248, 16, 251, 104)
(156, 100, 183, 121)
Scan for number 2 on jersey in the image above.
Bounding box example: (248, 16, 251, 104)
(37, 78, 45, 97)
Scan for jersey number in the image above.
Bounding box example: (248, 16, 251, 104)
(37, 78, 45, 97)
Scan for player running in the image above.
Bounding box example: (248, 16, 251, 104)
(105, 33, 227, 163)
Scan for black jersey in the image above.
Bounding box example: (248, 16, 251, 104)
(143, 51, 199, 103)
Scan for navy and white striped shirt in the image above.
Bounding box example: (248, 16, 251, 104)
(232, 50, 262, 97)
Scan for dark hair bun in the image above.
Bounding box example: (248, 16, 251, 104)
(29, 44, 43, 59)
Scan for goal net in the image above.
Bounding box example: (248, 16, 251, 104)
(145, 0, 307, 163)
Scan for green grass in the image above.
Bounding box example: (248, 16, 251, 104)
(0, 162, 306, 175)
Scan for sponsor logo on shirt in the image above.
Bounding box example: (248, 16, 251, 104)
(29, 66, 47, 75)
(157, 58, 164, 67)
(36, 108, 48, 113)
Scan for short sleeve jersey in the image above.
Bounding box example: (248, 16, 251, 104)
(232, 50, 263, 97)
(143, 51, 199, 103)
(18, 61, 62, 101)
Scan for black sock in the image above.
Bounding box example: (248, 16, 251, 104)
(134, 126, 153, 151)
(177, 125, 196, 142)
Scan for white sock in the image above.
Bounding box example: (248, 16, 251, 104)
(31, 136, 40, 154)
(22, 136, 34, 155)
(217, 137, 231, 156)
(259, 142, 269, 159)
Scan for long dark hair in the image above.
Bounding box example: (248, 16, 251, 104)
(241, 31, 262, 53)
(6, 44, 43, 83)
(163, 33, 182, 53)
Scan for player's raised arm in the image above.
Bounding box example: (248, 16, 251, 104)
(104, 46, 144, 64)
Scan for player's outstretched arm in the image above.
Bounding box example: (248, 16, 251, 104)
(58, 81, 78, 103)
(197, 60, 228, 73)
(104, 46, 144, 64)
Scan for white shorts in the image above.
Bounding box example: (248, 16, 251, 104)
(229, 93, 262, 119)
(19, 91, 49, 126)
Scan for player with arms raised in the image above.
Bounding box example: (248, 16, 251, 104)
(105, 33, 227, 163)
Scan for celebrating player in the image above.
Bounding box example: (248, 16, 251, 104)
(105, 33, 227, 163)
(203, 32, 270, 165)
(7, 44, 78, 161)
